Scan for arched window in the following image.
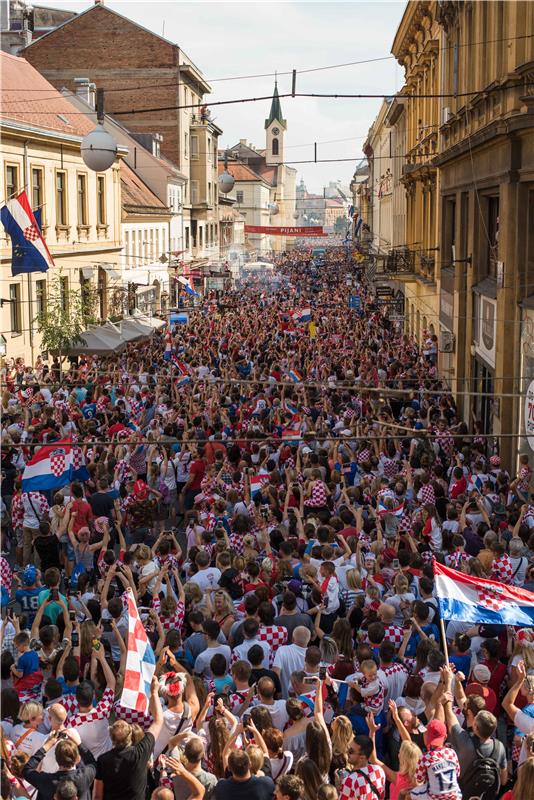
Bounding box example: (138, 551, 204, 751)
(272, 138, 279, 155)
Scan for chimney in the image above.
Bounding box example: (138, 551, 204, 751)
(94, 0, 105, 5)
(239, 138, 247, 146)
(74, 78, 93, 105)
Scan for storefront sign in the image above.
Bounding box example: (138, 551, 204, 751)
(244, 225, 325, 236)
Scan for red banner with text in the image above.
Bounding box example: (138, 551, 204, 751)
(244, 225, 326, 237)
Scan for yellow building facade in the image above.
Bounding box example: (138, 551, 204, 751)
(1, 52, 122, 365)
(391, 0, 442, 343)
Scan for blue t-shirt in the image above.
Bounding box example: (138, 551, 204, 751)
(449, 654, 471, 678)
(57, 676, 78, 695)
(15, 587, 42, 624)
(17, 649, 39, 677)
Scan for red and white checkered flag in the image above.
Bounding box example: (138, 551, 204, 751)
(120, 592, 156, 714)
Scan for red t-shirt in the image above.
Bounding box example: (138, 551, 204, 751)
(338, 525, 359, 540)
(188, 459, 206, 491)
(450, 475, 467, 499)
(71, 499, 93, 534)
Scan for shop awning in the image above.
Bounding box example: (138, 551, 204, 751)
(60, 325, 127, 356)
(102, 266, 122, 282)
(131, 309, 166, 330)
(120, 317, 154, 341)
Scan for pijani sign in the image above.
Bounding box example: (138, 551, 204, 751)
(244, 225, 325, 237)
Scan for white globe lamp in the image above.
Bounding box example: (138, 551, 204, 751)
(81, 122, 118, 172)
(269, 203, 279, 215)
(218, 170, 235, 194)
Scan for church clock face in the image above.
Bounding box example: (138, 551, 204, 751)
(272, 127, 280, 135)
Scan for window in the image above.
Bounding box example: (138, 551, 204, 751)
(97, 175, 106, 225)
(5, 164, 19, 200)
(9, 283, 21, 333)
(199, 226, 203, 247)
(36, 279, 47, 316)
(185, 227, 190, 249)
(487, 195, 499, 278)
(236, 190, 244, 204)
(31, 168, 43, 215)
(190, 135, 199, 159)
(191, 180, 199, 204)
(272, 138, 279, 156)
(77, 173, 88, 226)
(208, 182, 212, 203)
(56, 170, 67, 225)
(207, 137, 211, 160)
(60, 276, 69, 312)
(184, 132, 188, 158)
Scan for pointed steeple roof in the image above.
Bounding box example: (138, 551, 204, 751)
(265, 81, 286, 130)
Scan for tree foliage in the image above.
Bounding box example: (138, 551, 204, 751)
(37, 270, 98, 354)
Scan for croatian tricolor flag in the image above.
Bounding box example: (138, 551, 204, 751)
(176, 375, 191, 389)
(121, 592, 156, 714)
(250, 475, 269, 498)
(284, 399, 299, 416)
(293, 307, 311, 324)
(178, 275, 200, 298)
(172, 354, 190, 376)
(288, 370, 303, 383)
(378, 500, 404, 517)
(434, 560, 534, 626)
(22, 439, 90, 491)
(0, 191, 54, 276)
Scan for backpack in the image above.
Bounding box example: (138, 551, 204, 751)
(459, 738, 500, 800)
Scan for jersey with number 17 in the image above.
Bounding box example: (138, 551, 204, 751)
(412, 746, 461, 800)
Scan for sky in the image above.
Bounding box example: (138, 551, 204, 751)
(35, 0, 406, 193)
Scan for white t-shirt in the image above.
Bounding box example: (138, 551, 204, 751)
(273, 643, 307, 698)
(194, 644, 231, 677)
(253, 698, 288, 730)
(153, 703, 193, 758)
(140, 560, 159, 594)
(233, 637, 270, 668)
(9, 726, 47, 757)
(189, 567, 221, 592)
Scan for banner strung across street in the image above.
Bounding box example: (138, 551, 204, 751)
(244, 225, 325, 236)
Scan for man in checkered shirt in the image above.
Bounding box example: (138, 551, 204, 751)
(61, 646, 116, 758)
(339, 734, 386, 800)
(411, 719, 461, 800)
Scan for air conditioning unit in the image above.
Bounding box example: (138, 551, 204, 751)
(440, 331, 455, 353)
(442, 106, 452, 125)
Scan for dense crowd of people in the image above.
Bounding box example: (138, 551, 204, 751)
(1, 246, 534, 800)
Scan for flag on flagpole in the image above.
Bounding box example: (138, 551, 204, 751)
(288, 370, 303, 383)
(176, 375, 191, 389)
(22, 439, 89, 492)
(121, 592, 156, 714)
(433, 560, 534, 626)
(0, 191, 54, 276)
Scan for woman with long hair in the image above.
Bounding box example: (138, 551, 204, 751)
(207, 716, 231, 779)
(329, 715, 353, 786)
(262, 727, 294, 780)
(208, 589, 236, 640)
(501, 755, 534, 800)
(295, 758, 324, 800)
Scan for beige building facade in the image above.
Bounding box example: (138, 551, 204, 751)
(0, 52, 122, 364)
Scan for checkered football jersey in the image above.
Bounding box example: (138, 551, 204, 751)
(306, 480, 328, 507)
(113, 699, 152, 730)
(383, 624, 404, 649)
(152, 597, 185, 632)
(491, 553, 513, 583)
(10, 493, 24, 529)
(339, 764, 386, 800)
(259, 625, 288, 659)
(62, 687, 114, 725)
(413, 746, 461, 800)
(0, 557, 12, 589)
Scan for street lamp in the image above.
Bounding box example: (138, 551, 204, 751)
(81, 88, 118, 172)
(218, 149, 235, 194)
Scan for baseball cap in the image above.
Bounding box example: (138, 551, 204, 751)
(23, 565, 37, 586)
(472, 664, 491, 683)
(465, 682, 497, 713)
(425, 719, 447, 747)
(133, 480, 149, 500)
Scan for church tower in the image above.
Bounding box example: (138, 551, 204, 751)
(265, 81, 286, 166)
